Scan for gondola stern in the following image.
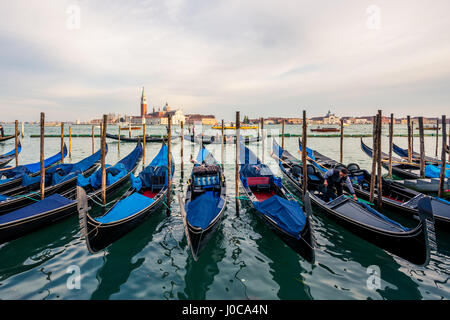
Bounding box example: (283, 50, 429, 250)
(76, 186, 97, 254)
(417, 196, 437, 265)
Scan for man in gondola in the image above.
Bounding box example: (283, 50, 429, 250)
(322, 167, 358, 201)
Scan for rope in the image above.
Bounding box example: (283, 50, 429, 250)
(11, 190, 41, 202)
(286, 192, 304, 206)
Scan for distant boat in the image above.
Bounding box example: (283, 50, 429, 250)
(106, 133, 176, 143)
(415, 126, 440, 131)
(310, 127, 340, 132)
(211, 125, 257, 130)
(0, 135, 15, 142)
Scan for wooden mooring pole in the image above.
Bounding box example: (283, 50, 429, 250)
(118, 125, 121, 156)
(407, 116, 412, 163)
(369, 115, 378, 204)
(419, 117, 425, 178)
(388, 113, 394, 178)
(15, 120, 19, 167)
(376, 110, 383, 209)
(261, 117, 265, 163)
(167, 114, 172, 215)
(181, 121, 184, 174)
(92, 125, 95, 154)
(438, 115, 447, 198)
(142, 120, 146, 170)
(60, 122, 64, 163)
(281, 118, 285, 150)
(101, 115, 107, 206)
(302, 110, 308, 201)
(40, 112, 45, 200)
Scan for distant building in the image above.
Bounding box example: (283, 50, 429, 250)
(185, 114, 217, 125)
(323, 110, 340, 124)
(131, 87, 186, 125)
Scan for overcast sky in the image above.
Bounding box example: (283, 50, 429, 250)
(1, 0, 449, 122)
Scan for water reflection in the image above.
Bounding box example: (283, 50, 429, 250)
(0, 216, 78, 282)
(243, 203, 313, 299)
(90, 208, 166, 300)
(182, 222, 226, 299)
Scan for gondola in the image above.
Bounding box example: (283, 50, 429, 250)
(360, 139, 421, 179)
(0, 143, 142, 244)
(239, 142, 314, 263)
(310, 127, 340, 132)
(0, 135, 15, 143)
(0, 146, 105, 215)
(299, 142, 450, 230)
(212, 135, 262, 145)
(0, 144, 68, 193)
(273, 139, 434, 266)
(106, 132, 176, 143)
(78, 142, 173, 253)
(185, 134, 262, 145)
(179, 146, 227, 261)
(184, 134, 215, 145)
(0, 141, 21, 168)
(392, 143, 441, 164)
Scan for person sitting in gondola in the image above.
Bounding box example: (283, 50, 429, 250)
(322, 167, 358, 201)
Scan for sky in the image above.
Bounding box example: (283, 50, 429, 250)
(0, 0, 449, 122)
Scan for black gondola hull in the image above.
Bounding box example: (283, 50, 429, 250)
(0, 201, 76, 244)
(0, 164, 100, 215)
(186, 209, 225, 260)
(107, 133, 174, 143)
(280, 167, 431, 266)
(0, 147, 141, 244)
(84, 191, 167, 253)
(240, 184, 315, 264)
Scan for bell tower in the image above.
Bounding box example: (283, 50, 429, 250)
(140, 87, 147, 117)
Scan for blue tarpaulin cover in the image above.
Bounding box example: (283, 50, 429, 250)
(299, 143, 316, 160)
(21, 146, 103, 187)
(425, 164, 450, 178)
(25, 145, 68, 173)
(0, 194, 74, 225)
(0, 147, 68, 184)
(94, 192, 154, 223)
(0, 194, 11, 201)
(130, 144, 173, 191)
(186, 192, 222, 229)
(253, 195, 306, 239)
(77, 143, 142, 189)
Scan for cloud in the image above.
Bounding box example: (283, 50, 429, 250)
(0, 0, 449, 122)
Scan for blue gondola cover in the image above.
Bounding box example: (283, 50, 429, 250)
(0, 194, 74, 224)
(253, 195, 306, 239)
(186, 192, 222, 229)
(94, 192, 155, 224)
(425, 164, 450, 178)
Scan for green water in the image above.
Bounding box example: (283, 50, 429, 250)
(0, 123, 449, 300)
